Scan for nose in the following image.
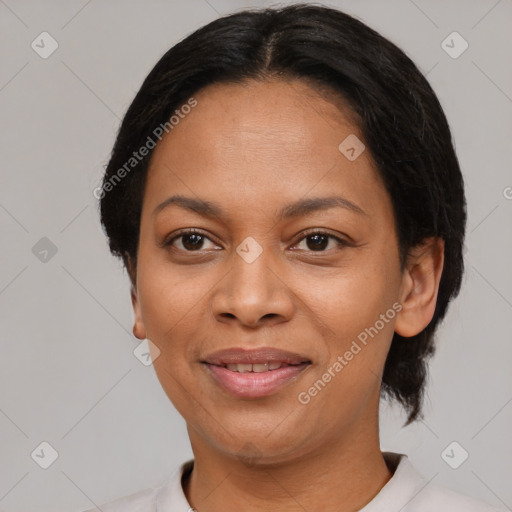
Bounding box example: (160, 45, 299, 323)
(210, 242, 295, 329)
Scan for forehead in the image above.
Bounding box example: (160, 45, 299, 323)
(170, 77, 359, 151)
(144, 78, 388, 221)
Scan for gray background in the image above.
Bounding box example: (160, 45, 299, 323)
(0, 0, 511, 511)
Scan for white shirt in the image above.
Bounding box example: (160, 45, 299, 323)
(81, 452, 504, 511)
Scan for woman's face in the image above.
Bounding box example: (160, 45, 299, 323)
(133, 78, 405, 463)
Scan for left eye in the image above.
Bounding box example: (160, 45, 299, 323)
(293, 232, 347, 252)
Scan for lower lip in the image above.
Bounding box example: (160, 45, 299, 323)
(204, 363, 310, 398)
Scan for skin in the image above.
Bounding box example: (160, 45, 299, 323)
(130, 78, 444, 511)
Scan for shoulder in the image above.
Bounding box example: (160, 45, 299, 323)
(407, 482, 505, 512)
(380, 453, 505, 512)
(79, 485, 160, 512)
(78, 459, 194, 512)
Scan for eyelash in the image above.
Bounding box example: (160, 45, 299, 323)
(163, 228, 350, 254)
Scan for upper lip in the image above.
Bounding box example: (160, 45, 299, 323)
(202, 347, 311, 366)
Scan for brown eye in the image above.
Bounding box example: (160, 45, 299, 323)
(294, 231, 348, 252)
(180, 233, 205, 251)
(165, 230, 219, 252)
(305, 233, 329, 251)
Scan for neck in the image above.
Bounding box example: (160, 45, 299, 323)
(183, 417, 393, 512)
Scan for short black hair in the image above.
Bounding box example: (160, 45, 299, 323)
(99, 3, 466, 425)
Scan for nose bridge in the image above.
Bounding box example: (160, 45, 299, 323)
(233, 239, 274, 295)
(211, 235, 293, 326)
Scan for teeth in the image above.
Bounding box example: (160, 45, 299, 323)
(237, 364, 253, 373)
(224, 362, 285, 372)
(252, 363, 269, 373)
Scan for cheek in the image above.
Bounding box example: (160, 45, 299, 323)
(298, 256, 400, 385)
(136, 261, 205, 408)
(137, 253, 206, 337)
(302, 260, 399, 334)
(298, 277, 397, 423)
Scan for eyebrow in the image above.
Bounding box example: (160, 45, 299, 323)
(153, 194, 367, 220)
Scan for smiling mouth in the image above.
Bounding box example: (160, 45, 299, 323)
(204, 362, 311, 398)
(202, 346, 311, 367)
(215, 362, 307, 373)
(201, 347, 311, 398)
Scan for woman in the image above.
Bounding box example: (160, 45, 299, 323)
(88, 4, 503, 511)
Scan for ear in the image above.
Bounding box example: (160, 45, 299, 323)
(394, 237, 445, 338)
(131, 286, 147, 340)
(126, 256, 146, 340)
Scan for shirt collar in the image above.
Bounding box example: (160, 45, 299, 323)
(359, 452, 427, 511)
(156, 452, 426, 512)
(156, 459, 194, 512)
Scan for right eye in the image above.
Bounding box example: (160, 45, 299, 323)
(164, 229, 221, 252)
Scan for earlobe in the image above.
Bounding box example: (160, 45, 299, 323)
(394, 237, 445, 338)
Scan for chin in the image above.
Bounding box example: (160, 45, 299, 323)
(194, 415, 319, 466)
